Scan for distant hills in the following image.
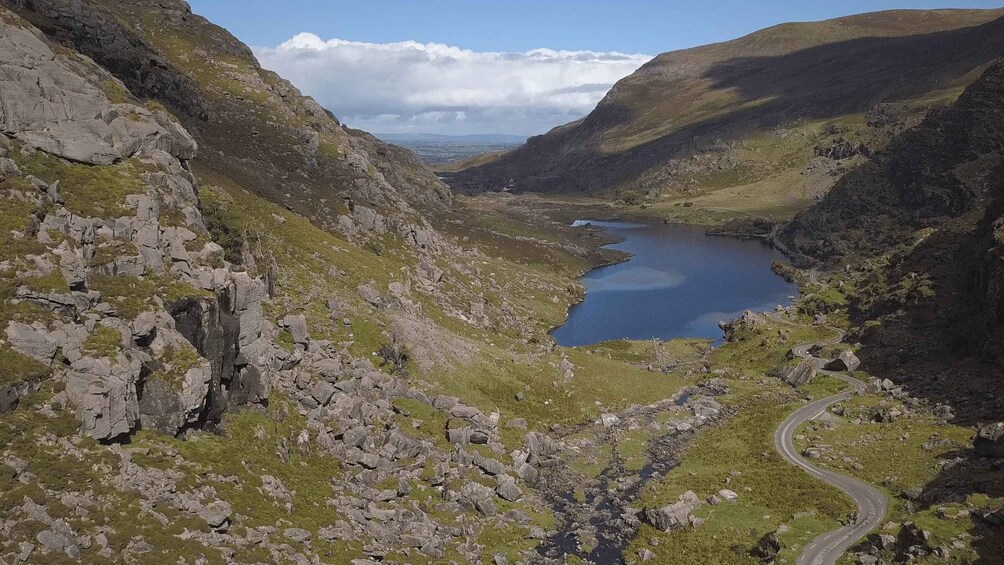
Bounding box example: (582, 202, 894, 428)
(375, 133, 526, 165)
(376, 133, 527, 144)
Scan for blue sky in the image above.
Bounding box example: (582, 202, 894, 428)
(189, 0, 1003, 54)
(188, 0, 1004, 134)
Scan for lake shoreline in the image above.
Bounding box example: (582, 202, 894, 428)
(550, 218, 798, 347)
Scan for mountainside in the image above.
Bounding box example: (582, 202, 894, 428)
(9, 0, 451, 234)
(0, 4, 708, 564)
(779, 57, 1004, 414)
(763, 60, 1004, 563)
(448, 9, 1004, 219)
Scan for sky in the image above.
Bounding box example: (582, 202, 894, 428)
(188, 0, 1004, 135)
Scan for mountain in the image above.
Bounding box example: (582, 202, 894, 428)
(448, 9, 1004, 216)
(0, 2, 623, 563)
(768, 58, 1004, 562)
(11, 0, 451, 234)
(779, 57, 1004, 379)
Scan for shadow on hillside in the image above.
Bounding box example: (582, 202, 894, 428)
(840, 205, 1004, 562)
(847, 220, 1004, 426)
(703, 16, 1004, 120)
(452, 15, 1004, 195)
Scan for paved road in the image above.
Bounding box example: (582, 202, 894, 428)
(772, 318, 889, 565)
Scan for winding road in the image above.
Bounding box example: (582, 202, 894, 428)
(771, 315, 889, 565)
(767, 303, 887, 561)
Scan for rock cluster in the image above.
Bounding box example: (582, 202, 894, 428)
(718, 310, 767, 342)
(644, 491, 703, 531)
(779, 359, 817, 387)
(0, 12, 274, 439)
(974, 422, 1004, 458)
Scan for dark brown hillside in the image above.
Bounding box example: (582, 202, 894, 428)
(449, 9, 1004, 198)
(9, 0, 451, 231)
(780, 58, 1004, 261)
(777, 59, 1004, 424)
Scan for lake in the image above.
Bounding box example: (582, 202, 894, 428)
(551, 220, 797, 347)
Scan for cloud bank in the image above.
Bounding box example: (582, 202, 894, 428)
(253, 34, 652, 135)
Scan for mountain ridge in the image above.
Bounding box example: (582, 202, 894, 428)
(447, 8, 1004, 206)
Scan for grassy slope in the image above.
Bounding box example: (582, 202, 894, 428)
(605, 318, 851, 564)
(449, 9, 1004, 224)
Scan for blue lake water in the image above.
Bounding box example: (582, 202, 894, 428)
(551, 220, 797, 347)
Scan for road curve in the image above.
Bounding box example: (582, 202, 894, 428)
(774, 324, 889, 565)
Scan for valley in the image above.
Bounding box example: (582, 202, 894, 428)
(0, 2, 1001, 565)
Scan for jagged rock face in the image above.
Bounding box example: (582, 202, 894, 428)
(68, 353, 142, 439)
(0, 15, 196, 165)
(168, 297, 238, 420)
(0, 7, 278, 440)
(780, 359, 817, 387)
(9, 0, 451, 229)
(974, 422, 1004, 457)
(778, 59, 1004, 365)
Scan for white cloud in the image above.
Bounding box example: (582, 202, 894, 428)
(253, 34, 652, 135)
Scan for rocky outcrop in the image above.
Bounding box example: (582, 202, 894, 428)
(5, 322, 58, 362)
(644, 490, 702, 531)
(65, 352, 142, 440)
(719, 310, 768, 342)
(825, 350, 861, 372)
(0, 8, 274, 439)
(974, 422, 1004, 458)
(778, 359, 817, 387)
(0, 377, 41, 414)
(0, 17, 196, 165)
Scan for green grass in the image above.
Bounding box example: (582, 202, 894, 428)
(132, 396, 363, 559)
(81, 325, 122, 358)
(0, 384, 231, 564)
(88, 241, 139, 268)
(15, 150, 154, 218)
(0, 196, 46, 263)
(0, 346, 50, 388)
(630, 392, 854, 564)
(88, 274, 209, 320)
(100, 79, 133, 105)
(20, 271, 70, 294)
(794, 392, 971, 492)
(147, 343, 204, 390)
(798, 387, 995, 564)
(583, 338, 708, 366)
(617, 427, 651, 472)
(619, 316, 857, 563)
(429, 346, 687, 441)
